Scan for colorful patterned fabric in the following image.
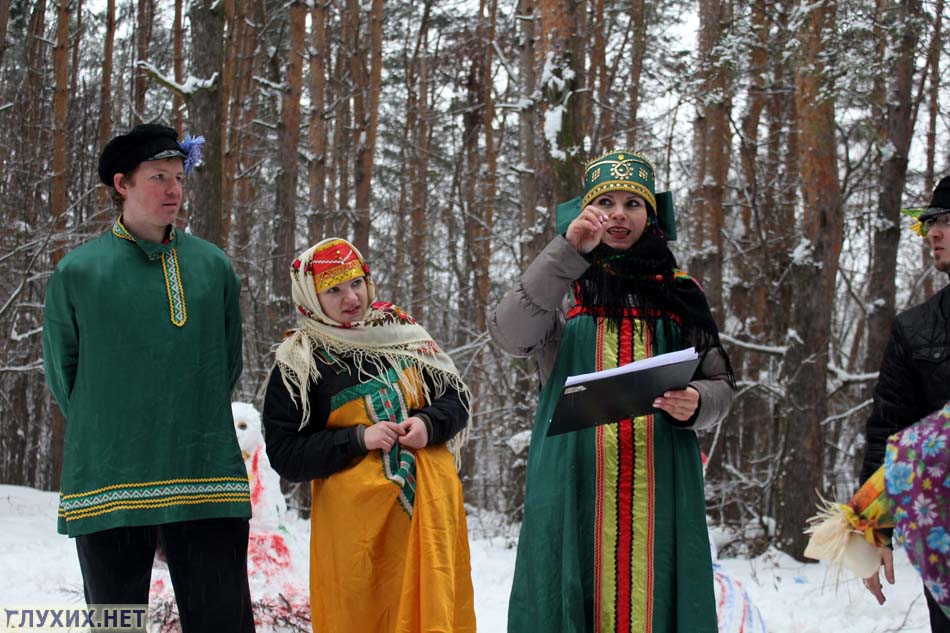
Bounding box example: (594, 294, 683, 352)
(885, 402, 950, 618)
(508, 298, 717, 633)
(309, 365, 475, 633)
(307, 237, 369, 293)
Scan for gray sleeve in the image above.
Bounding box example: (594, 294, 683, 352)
(686, 347, 735, 432)
(488, 236, 589, 358)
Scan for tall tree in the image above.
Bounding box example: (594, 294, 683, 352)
(186, 0, 226, 246)
(475, 0, 498, 333)
(775, 0, 843, 558)
(51, 0, 70, 263)
(68, 0, 84, 99)
(308, 0, 329, 241)
(921, 0, 944, 300)
(408, 4, 432, 320)
(517, 0, 543, 268)
(690, 0, 734, 315)
(349, 0, 384, 254)
(714, 0, 773, 531)
(272, 0, 307, 316)
(173, 0, 184, 134)
(0, 0, 10, 69)
(134, 0, 153, 119)
(625, 0, 646, 149)
(96, 0, 117, 218)
(537, 0, 587, 218)
(19, 0, 48, 224)
(219, 0, 236, 249)
(590, 0, 610, 149)
(864, 0, 921, 373)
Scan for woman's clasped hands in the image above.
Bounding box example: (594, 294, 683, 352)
(363, 416, 429, 451)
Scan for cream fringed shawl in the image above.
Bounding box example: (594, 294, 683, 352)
(272, 240, 471, 460)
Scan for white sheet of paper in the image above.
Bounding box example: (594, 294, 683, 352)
(563, 347, 698, 388)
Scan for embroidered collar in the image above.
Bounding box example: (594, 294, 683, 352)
(112, 217, 176, 260)
(112, 218, 188, 327)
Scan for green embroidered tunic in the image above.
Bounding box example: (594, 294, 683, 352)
(43, 220, 250, 537)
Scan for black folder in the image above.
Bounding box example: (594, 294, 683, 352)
(547, 350, 701, 436)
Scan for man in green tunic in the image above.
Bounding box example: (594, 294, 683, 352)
(43, 124, 254, 632)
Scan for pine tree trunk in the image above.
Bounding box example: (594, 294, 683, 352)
(219, 0, 236, 250)
(349, 0, 383, 255)
(0, 0, 10, 69)
(271, 0, 307, 321)
(95, 0, 116, 219)
(134, 0, 153, 119)
(590, 0, 609, 150)
(308, 0, 329, 241)
(69, 0, 83, 99)
(864, 0, 920, 373)
(409, 12, 431, 321)
(690, 0, 733, 316)
(475, 0, 497, 334)
(48, 0, 71, 491)
(921, 0, 943, 300)
(518, 0, 543, 269)
(712, 0, 771, 533)
(51, 0, 70, 264)
(775, 0, 843, 559)
(625, 0, 645, 149)
(537, 0, 586, 223)
(173, 0, 184, 134)
(186, 0, 225, 246)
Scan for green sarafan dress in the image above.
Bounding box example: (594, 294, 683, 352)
(508, 298, 717, 633)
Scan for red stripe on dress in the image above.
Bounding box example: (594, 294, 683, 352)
(615, 319, 635, 633)
(644, 327, 655, 633)
(593, 320, 606, 633)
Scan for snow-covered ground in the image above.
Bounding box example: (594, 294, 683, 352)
(0, 484, 933, 632)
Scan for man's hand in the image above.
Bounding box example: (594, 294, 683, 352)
(863, 546, 895, 605)
(398, 416, 429, 449)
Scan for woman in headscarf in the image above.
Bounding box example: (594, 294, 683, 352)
(262, 237, 476, 633)
(490, 150, 736, 633)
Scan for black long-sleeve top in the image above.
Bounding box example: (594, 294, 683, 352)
(262, 352, 469, 482)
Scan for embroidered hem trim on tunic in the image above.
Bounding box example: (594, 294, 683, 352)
(58, 476, 251, 524)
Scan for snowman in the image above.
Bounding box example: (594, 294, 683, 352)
(232, 401, 287, 531)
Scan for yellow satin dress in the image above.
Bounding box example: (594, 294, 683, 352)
(308, 366, 476, 633)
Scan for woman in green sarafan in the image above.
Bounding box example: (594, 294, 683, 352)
(489, 150, 736, 633)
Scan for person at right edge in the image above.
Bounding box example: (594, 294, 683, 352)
(860, 175, 950, 632)
(489, 149, 736, 633)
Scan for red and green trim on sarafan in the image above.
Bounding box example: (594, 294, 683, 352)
(508, 303, 717, 633)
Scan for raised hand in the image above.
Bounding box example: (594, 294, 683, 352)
(565, 206, 608, 254)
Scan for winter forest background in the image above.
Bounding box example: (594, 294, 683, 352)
(0, 0, 947, 563)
